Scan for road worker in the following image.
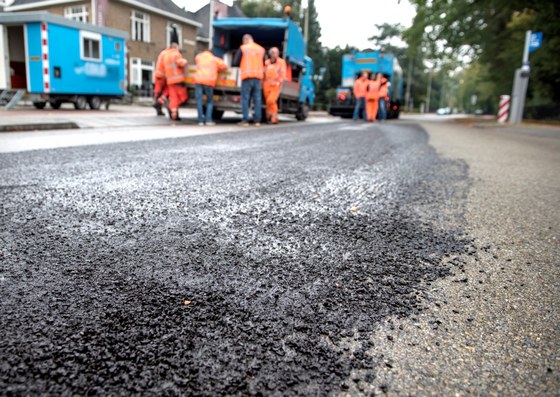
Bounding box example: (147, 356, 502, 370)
(365, 73, 380, 122)
(377, 73, 390, 121)
(262, 47, 287, 124)
(353, 72, 369, 121)
(194, 49, 228, 126)
(233, 34, 265, 126)
(163, 26, 187, 121)
(153, 47, 170, 116)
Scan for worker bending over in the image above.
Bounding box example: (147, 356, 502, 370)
(194, 49, 228, 125)
(365, 73, 380, 122)
(164, 26, 187, 121)
(353, 72, 369, 121)
(262, 47, 287, 124)
(234, 34, 265, 126)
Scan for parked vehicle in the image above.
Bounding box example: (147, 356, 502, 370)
(0, 12, 127, 110)
(184, 17, 315, 121)
(328, 51, 403, 119)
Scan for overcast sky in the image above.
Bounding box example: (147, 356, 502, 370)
(180, 0, 417, 50)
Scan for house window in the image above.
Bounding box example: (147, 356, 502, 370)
(80, 31, 101, 61)
(64, 5, 88, 22)
(131, 11, 150, 43)
(130, 57, 154, 96)
(166, 23, 182, 48)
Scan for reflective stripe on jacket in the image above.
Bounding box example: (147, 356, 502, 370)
(194, 50, 227, 87)
(240, 42, 265, 80)
(164, 48, 187, 85)
(264, 58, 287, 85)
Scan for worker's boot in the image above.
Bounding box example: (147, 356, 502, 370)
(271, 115, 279, 124)
(153, 103, 165, 116)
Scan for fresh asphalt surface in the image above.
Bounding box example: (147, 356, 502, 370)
(1, 117, 558, 396)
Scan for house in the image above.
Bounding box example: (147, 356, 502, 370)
(3, 0, 201, 94)
(190, 0, 244, 51)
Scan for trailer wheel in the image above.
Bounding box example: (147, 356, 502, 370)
(88, 96, 102, 110)
(295, 102, 309, 121)
(33, 102, 46, 110)
(212, 109, 224, 121)
(74, 96, 88, 110)
(49, 100, 62, 110)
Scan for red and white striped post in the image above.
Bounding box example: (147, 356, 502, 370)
(497, 95, 510, 123)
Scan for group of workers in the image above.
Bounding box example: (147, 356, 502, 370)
(352, 71, 390, 122)
(153, 27, 286, 125)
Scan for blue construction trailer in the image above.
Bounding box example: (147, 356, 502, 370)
(328, 51, 403, 119)
(184, 17, 315, 121)
(0, 12, 127, 110)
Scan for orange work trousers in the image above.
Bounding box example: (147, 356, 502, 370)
(154, 77, 169, 105)
(366, 99, 378, 122)
(168, 83, 188, 119)
(263, 82, 281, 123)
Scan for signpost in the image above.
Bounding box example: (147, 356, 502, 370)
(509, 31, 542, 124)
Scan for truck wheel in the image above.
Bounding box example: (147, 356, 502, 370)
(212, 109, 224, 120)
(296, 102, 309, 121)
(49, 100, 62, 109)
(88, 96, 102, 110)
(33, 102, 46, 110)
(74, 96, 88, 110)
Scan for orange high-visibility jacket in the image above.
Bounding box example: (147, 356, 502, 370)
(353, 76, 369, 99)
(366, 79, 380, 101)
(264, 58, 287, 85)
(240, 42, 265, 80)
(164, 48, 187, 85)
(194, 50, 227, 87)
(379, 77, 389, 98)
(154, 48, 169, 81)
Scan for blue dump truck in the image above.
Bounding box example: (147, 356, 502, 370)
(328, 51, 403, 119)
(0, 12, 127, 110)
(185, 17, 315, 121)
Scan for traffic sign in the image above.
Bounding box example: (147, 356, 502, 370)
(529, 32, 543, 52)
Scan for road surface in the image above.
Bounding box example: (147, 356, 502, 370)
(1, 118, 558, 396)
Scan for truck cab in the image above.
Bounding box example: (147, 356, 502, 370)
(329, 51, 403, 119)
(184, 17, 314, 121)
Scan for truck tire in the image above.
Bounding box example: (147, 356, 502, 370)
(212, 109, 224, 120)
(33, 102, 46, 110)
(88, 96, 102, 110)
(296, 102, 309, 121)
(74, 96, 88, 110)
(49, 100, 62, 110)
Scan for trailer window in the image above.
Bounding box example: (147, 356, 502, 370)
(80, 31, 102, 61)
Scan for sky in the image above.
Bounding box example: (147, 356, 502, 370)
(180, 0, 417, 50)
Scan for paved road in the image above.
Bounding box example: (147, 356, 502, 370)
(1, 120, 558, 395)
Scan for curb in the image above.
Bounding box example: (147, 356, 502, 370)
(0, 122, 80, 132)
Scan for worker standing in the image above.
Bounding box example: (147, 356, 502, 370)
(153, 47, 169, 116)
(365, 73, 380, 122)
(377, 73, 390, 121)
(262, 47, 287, 124)
(233, 34, 265, 127)
(163, 26, 187, 121)
(194, 49, 228, 125)
(353, 72, 369, 121)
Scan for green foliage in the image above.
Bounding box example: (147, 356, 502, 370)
(406, 0, 560, 114)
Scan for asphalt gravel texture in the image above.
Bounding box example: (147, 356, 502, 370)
(2, 121, 478, 395)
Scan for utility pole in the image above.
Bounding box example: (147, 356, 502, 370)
(208, 0, 215, 51)
(405, 53, 414, 112)
(303, 0, 310, 46)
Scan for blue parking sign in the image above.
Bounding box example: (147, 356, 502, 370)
(529, 32, 543, 52)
